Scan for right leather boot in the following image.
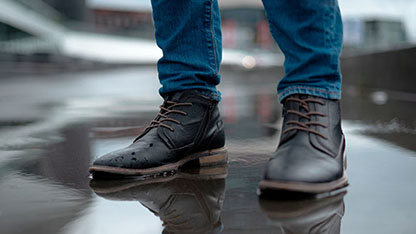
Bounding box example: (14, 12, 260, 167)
(89, 90, 227, 177)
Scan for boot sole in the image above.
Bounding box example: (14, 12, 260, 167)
(90, 164, 228, 194)
(88, 147, 228, 176)
(259, 152, 348, 194)
(258, 174, 348, 194)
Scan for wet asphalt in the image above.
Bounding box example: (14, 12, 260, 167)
(0, 66, 415, 234)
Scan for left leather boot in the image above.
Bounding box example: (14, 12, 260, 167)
(259, 94, 348, 193)
(89, 90, 227, 177)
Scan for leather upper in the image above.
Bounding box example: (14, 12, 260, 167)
(93, 90, 225, 169)
(264, 94, 345, 183)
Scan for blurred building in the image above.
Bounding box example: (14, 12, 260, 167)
(343, 17, 408, 51)
(86, 0, 277, 51)
(0, 0, 64, 56)
(42, 0, 89, 22)
(220, 5, 277, 51)
(0, 0, 413, 63)
(88, 0, 154, 38)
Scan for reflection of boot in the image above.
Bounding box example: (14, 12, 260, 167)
(90, 165, 227, 234)
(259, 192, 346, 234)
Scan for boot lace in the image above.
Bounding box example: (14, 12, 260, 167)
(144, 100, 193, 132)
(283, 97, 328, 139)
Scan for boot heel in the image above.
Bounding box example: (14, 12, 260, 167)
(196, 147, 228, 167)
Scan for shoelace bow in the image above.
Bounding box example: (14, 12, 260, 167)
(283, 97, 328, 139)
(144, 100, 193, 132)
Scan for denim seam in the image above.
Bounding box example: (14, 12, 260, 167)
(204, 1, 218, 73)
(323, 4, 341, 70)
(210, 1, 219, 72)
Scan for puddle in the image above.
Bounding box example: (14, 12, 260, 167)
(1, 67, 415, 234)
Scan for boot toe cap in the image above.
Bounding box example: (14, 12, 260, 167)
(92, 149, 132, 168)
(264, 153, 343, 184)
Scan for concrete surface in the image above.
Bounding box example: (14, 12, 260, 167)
(0, 66, 415, 234)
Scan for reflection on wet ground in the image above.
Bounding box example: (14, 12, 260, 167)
(259, 191, 346, 234)
(91, 165, 227, 234)
(0, 66, 416, 234)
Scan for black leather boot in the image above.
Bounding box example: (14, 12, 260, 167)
(89, 90, 227, 177)
(259, 94, 348, 193)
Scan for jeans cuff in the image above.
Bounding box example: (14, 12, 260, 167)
(198, 89, 222, 102)
(278, 86, 341, 102)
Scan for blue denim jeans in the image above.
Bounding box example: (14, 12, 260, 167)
(151, 0, 343, 102)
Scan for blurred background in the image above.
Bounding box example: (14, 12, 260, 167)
(1, 1, 416, 234)
(1, 0, 415, 70)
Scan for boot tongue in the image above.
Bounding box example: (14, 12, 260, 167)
(280, 94, 310, 145)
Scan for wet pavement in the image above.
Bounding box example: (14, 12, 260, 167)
(1, 66, 416, 234)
